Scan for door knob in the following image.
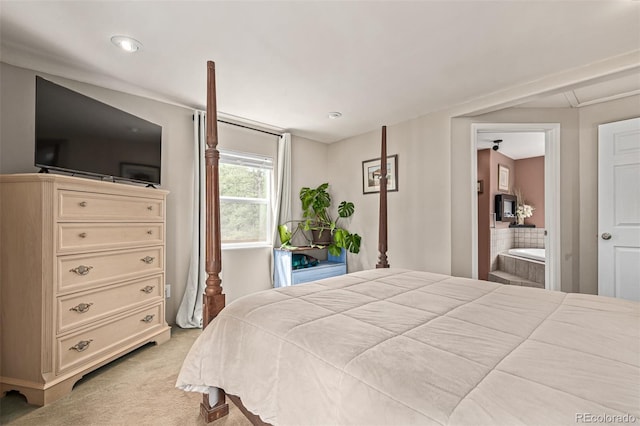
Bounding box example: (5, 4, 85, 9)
(601, 233, 612, 240)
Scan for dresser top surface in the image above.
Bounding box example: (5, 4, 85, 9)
(0, 173, 169, 196)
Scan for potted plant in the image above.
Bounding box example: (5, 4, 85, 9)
(278, 183, 361, 256)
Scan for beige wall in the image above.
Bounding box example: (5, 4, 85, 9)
(328, 112, 452, 274)
(0, 62, 329, 323)
(291, 135, 329, 221)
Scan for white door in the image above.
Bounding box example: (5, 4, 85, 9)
(598, 117, 640, 301)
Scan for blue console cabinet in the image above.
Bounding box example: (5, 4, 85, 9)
(274, 247, 346, 288)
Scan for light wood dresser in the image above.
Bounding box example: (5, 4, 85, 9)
(0, 174, 171, 405)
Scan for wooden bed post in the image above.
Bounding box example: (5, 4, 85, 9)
(203, 61, 226, 327)
(201, 60, 230, 422)
(376, 126, 390, 268)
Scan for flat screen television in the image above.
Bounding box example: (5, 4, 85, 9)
(35, 76, 162, 185)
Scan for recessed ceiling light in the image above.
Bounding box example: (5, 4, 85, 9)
(328, 112, 342, 119)
(110, 35, 143, 53)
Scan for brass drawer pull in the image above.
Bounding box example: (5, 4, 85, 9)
(140, 256, 155, 264)
(140, 285, 155, 294)
(69, 339, 93, 352)
(147, 230, 153, 235)
(147, 206, 153, 211)
(70, 265, 93, 276)
(141, 314, 155, 323)
(70, 302, 93, 313)
(78, 232, 87, 238)
(79, 201, 87, 207)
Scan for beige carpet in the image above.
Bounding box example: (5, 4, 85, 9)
(1, 327, 252, 426)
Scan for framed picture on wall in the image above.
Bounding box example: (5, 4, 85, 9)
(498, 164, 510, 192)
(362, 154, 398, 194)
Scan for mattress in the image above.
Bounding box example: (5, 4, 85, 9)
(176, 269, 640, 425)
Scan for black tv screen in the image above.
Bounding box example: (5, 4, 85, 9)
(35, 76, 162, 185)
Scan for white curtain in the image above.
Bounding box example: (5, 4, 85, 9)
(275, 133, 292, 235)
(271, 133, 292, 284)
(176, 110, 207, 328)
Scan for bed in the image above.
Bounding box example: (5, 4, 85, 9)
(176, 61, 640, 425)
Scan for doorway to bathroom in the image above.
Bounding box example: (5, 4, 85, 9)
(470, 123, 560, 291)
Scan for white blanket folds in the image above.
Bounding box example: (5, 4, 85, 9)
(176, 269, 640, 425)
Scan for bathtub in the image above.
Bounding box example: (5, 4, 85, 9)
(508, 248, 545, 263)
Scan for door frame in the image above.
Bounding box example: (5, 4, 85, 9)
(470, 122, 561, 291)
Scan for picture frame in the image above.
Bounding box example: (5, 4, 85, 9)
(498, 164, 510, 192)
(120, 162, 160, 184)
(477, 180, 484, 194)
(362, 154, 398, 194)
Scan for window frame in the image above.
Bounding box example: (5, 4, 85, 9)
(219, 149, 274, 250)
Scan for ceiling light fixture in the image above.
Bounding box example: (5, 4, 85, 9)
(328, 112, 342, 119)
(110, 35, 143, 53)
(492, 139, 502, 151)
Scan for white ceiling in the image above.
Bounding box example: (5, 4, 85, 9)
(477, 132, 545, 160)
(1, 1, 639, 143)
(517, 72, 640, 108)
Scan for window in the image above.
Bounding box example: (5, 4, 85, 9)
(219, 150, 273, 248)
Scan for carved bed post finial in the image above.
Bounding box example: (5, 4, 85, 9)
(201, 60, 230, 422)
(376, 125, 390, 268)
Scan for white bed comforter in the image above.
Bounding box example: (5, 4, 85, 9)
(176, 269, 640, 425)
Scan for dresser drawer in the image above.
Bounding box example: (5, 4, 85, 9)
(57, 303, 163, 374)
(58, 190, 164, 221)
(57, 223, 164, 253)
(58, 275, 163, 333)
(58, 246, 163, 292)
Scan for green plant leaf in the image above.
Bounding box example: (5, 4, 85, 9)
(278, 224, 292, 246)
(345, 233, 361, 254)
(333, 228, 347, 246)
(313, 192, 331, 214)
(338, 201, 354, 218)
(328, 243, 342, 257)
(299, 187, 313, 212)
(300, 183, 332, 223)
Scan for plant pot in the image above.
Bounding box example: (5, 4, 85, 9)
(311, 228, 332, 245)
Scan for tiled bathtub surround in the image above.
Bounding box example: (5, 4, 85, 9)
(490, 227, 546, 271)
(489, 254, 545, 288)
(489, 227, 546, 289)
(490, 228, 514, 271)
(514, 228, 545, 249)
